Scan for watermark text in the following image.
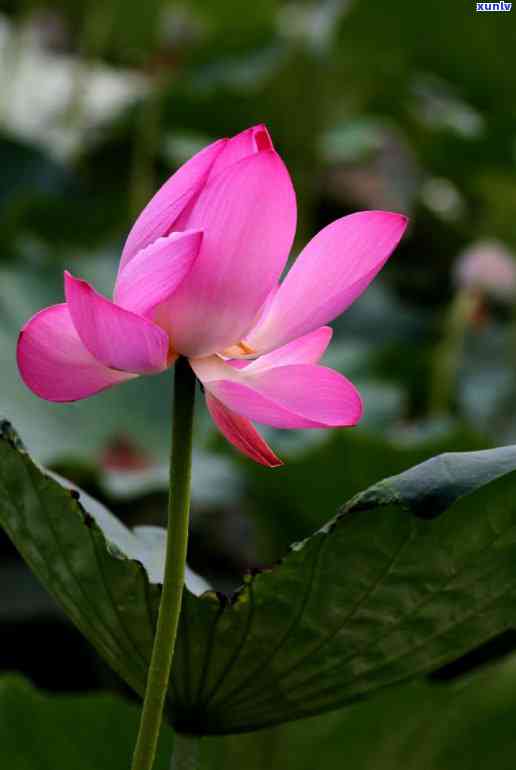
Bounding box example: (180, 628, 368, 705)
(476, 2, 512, 10)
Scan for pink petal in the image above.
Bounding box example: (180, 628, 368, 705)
(113, 230, 203, 317)
(247, 211, 408, 354)
(251, 282, 280, 329)
(226, 359, 250, 370)
(120, 138, 226, 270)
(191, 357, 362, 429)
(206, 124, 273, 179)
(119, 125, 274, 273)
(64, 272, 170, 374)
(17, 304, 135, 402)
(205, 392, 282, 467)
(162, 149, 297, 357)
(223, 282, 280, 358)
(243, 326, 332, 374)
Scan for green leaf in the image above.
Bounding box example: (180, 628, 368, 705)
(3, 421, 516, 735)
(207, 653, 516, 770)
(5, 659, 516, 770)
(0, 675, 173, 770)
(343, 444, 516, 519)
(239, 421, 487, 559)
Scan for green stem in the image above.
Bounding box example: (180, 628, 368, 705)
(170, 734, 201, 770)
(131, 357, 196, 770)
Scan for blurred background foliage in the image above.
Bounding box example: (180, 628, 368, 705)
(1, 0, 516, 766)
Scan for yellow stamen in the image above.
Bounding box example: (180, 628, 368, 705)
(222, 340, 257, 358)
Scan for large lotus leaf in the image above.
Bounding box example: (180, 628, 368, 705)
(3, 420, 516, 735)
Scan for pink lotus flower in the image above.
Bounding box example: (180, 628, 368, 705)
(17, 125, 408, 467)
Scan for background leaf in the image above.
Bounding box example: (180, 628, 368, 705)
(5, 656, 516, 770)
(0, 675, 173, 770)
(207, 651, 516, 770)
